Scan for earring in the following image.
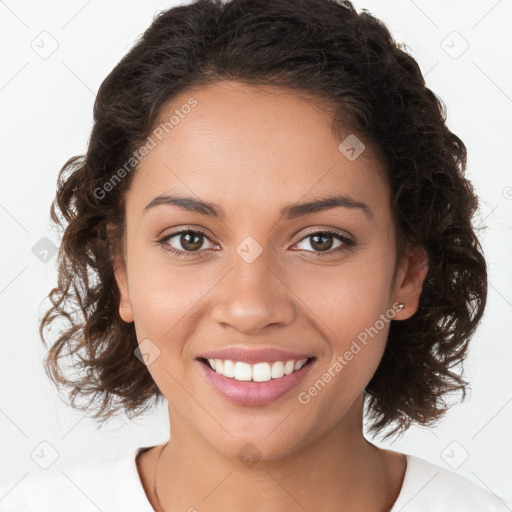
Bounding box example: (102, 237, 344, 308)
(396, 303, 404, 311)
(121, 303, 130, 309)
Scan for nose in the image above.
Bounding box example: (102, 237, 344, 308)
(211, 249, 296, 335)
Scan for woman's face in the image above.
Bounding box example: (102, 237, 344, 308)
(114, 80, 427, 460)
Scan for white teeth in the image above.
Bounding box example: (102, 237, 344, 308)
(204, 358, 309, 381)
(234, 361, 252, 381)
(294, 359, 307, 371)
(271, 361, 284, 379)
(222, 359, 236, 378)
(284, 360, 295, 375)
(252, 362, 271, 382)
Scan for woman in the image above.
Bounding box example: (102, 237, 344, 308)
(0, 0, 508, 510)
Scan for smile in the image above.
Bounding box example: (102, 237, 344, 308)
(205, 358, 309, 382)
(197, 350, 316, 406)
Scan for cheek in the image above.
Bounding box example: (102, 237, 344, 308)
(288, 249, 395, 336)
(127, 261, 204, 393)
(287, 251, 394, 388)
(126, 232, 202, 310)
(126, 248, 209, 357)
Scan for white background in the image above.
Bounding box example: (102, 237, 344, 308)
(1, 0, 511, 505)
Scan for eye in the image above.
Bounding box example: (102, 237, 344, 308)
(292, 229, 355, 255)
(157, 227, 355, 259)
(157, 229, 217, 259)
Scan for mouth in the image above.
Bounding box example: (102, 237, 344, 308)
(198, 356, 315, 381)
(196, 355, 317, 406)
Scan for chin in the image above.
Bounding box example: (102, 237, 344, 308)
(202, 426, 311, 465)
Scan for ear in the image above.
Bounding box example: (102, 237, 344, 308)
(113, 257, 134, 323)
(393, 243, 429, 320)
(108, 223, 134, 324)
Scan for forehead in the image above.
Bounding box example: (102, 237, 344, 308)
(128, 80, 389, 217)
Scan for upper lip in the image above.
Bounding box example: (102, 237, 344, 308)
(198, 347, 314, 364)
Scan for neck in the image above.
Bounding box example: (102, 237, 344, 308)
(147, 395, 404, 512)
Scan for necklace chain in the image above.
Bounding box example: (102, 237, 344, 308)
(153, 441, 170, 512)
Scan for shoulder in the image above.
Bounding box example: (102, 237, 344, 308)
(0, 447, 153, 512)
(391, 453, 511, 512)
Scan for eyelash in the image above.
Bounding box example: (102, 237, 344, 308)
(156, 227, 355, 260)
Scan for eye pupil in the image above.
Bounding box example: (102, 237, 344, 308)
(181, 231, 203, 251)
(310, 233, 334, 251)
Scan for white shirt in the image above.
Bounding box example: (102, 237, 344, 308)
(0, 447, 509, 511)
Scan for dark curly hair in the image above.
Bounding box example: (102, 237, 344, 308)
(40, 0, 487, 440)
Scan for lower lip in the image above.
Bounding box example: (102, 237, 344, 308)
(198, 359, 315, 407)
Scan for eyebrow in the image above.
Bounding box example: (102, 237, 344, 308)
(144, 193, 373, 220)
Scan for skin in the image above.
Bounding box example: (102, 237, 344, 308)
(113, 80, 428, 511)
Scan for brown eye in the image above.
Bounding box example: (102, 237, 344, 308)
(157, 228, 217, 258)
(178, 231, 204, 251)
(293, 229, 355, 255)
(309, 233, 335, 252)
